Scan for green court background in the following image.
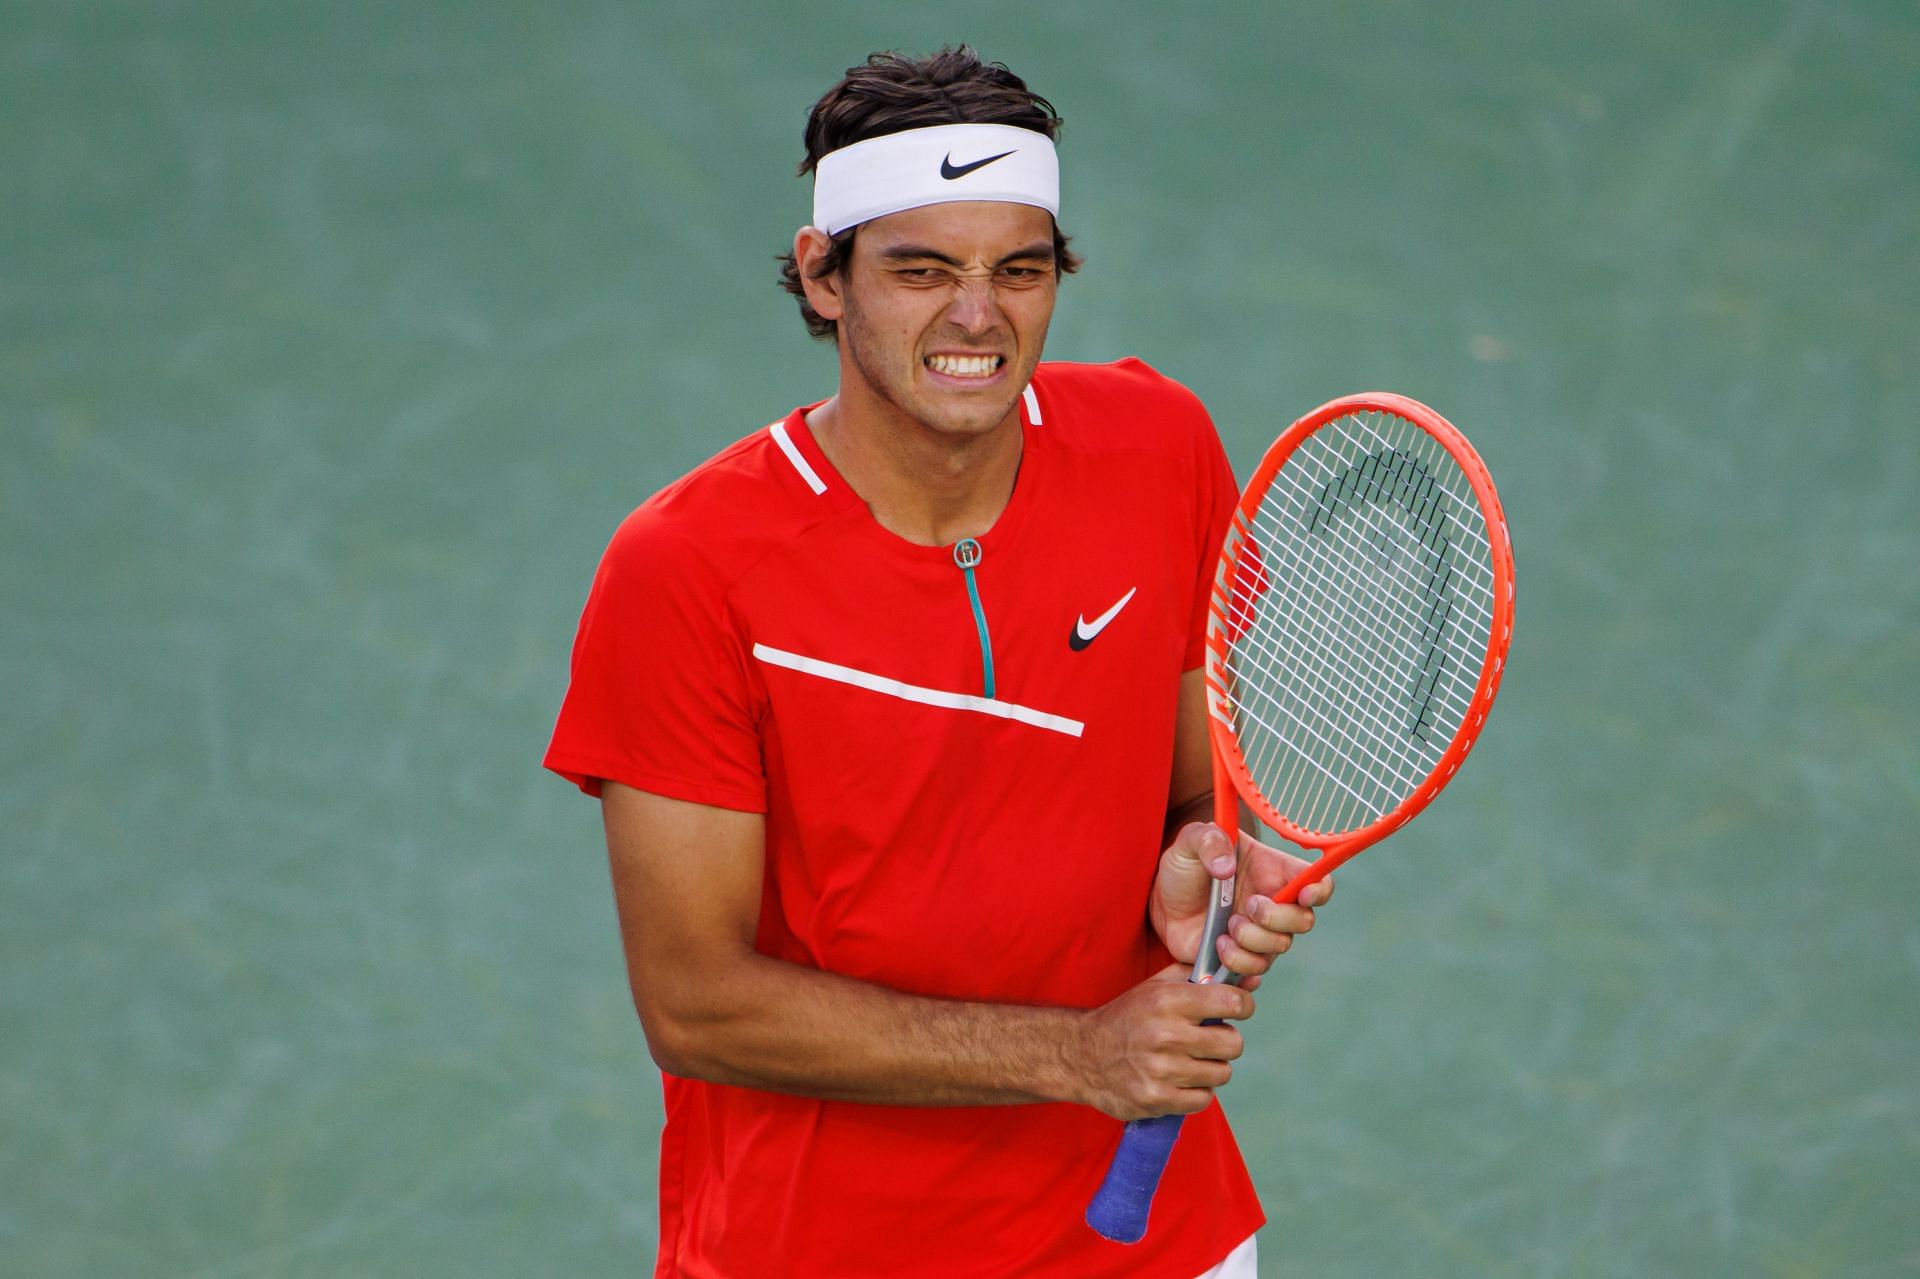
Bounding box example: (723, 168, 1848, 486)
(5, 1, 1916, 1275)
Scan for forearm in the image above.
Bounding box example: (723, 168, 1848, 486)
(601, 782, 1247, 1120)
(638, 952, 1090, 1108)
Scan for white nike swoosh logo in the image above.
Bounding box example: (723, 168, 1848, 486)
(1071, 587, 1137, 649)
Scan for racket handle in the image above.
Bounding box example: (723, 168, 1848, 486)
(1085, 1112, 1184, 1244)
(1088, 755, 1237, 1242)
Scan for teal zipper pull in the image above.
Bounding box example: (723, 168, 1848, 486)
(952, 537, 996, 699)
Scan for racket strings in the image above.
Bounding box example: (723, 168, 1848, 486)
(1233, 481, 1486, 751)
(1260, 412, 1493, 824)
(1339, 411, 1497, 554)
(1230, 549, 1458, 826)
(1224, 544, 1449, 826)
(1223, 574, 1447, 804)
(1225, 539, 1450, 778)
(1236, 486, 1485, 735)
(1251, 415, 1490, 824)
(1231, 446, 1480, 776)
(1220, 411, 1497, 837)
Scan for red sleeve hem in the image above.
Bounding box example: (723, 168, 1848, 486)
(542, 750, 769, 813)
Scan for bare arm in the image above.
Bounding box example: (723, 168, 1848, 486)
(600, 780, 1253, 1120)
(1164, 668, 1236, 837)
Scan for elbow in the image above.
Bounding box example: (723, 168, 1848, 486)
(631, 990, 698, 1077)
(630, 985, 735, 1083)
(621, 944, 764, 1082)
(642, 1027, 696, 1079)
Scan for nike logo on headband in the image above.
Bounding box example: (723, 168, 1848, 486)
(941, 150, 1015, 180)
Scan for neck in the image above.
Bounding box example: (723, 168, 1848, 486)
(806, 388, 1024, 548)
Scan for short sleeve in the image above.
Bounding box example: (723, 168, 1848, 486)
(543, 507, 768, 811)
(1183, 404, 1240, 671)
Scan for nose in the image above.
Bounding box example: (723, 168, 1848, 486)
(946, 276, 1002, 335)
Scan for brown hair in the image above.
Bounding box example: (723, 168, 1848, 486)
(777, 47, 1083, 340)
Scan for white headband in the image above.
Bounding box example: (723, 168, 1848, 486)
(810, 123, 1060, 237)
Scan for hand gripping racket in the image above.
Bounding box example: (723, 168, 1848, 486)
(1085, 392, 1515, 1244)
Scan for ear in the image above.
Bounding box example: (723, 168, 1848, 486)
(792, 226, 846, 323)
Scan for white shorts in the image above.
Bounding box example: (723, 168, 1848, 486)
(1193, 1234, 1258, 1279)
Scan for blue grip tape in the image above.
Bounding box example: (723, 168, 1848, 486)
(1085, 1112, 1185, 1244)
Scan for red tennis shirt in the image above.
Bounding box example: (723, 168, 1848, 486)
(545, 358, 1262, 1278)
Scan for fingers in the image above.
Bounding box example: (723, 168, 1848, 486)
(1169, 821, 1237, 880)
(1143, 1018, 1243, 1066)
(1084, 979, 1254, 1119)
(1157, 1087, 1224, 1117)
(1150, 824, 1237, 937)
(1177, 980, 1255, 1023)
(1199, 825, 1238, 879)
(1141, 1065, 1232, 1117)
(1211, 890, 1326, 979)
(1231, 831, 1335, 905)
(1242, 895, 1318, 944)
(1128, 1018, 1244, 1117)
(1146, 977, 1254, 1022)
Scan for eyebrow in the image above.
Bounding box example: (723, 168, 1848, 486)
(877, 241, 1056, 267)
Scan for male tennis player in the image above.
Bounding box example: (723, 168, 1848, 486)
(546, 48, 1331, 1279)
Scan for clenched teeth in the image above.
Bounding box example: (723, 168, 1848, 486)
(926, 353, 1004, 378)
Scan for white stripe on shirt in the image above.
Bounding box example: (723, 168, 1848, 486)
(769, 419, 827, 495)
(752, 644, 1084, 738)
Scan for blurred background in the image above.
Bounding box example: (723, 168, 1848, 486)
(4, 1, 1915, 1274)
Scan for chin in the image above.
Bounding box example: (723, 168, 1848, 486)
(906, 376, 1025, 436)
(915, 399, 1018, 439)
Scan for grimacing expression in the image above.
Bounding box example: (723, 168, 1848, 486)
(835, 201, 1059, 440)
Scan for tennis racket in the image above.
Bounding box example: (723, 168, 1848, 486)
(1084, 392, 1515, 1244)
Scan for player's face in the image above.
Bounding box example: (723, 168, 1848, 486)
(835, 201, 1059, 441)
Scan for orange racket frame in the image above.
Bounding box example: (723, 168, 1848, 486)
(1202, 391, 1515, 909)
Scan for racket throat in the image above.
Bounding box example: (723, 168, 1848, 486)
(951, 537, 997, 699)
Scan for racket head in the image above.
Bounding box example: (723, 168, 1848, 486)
(1205, 393, 1514, 855)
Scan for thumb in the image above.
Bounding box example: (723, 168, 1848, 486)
(1160, 822, 1238, 905)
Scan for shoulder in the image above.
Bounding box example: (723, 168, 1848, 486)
(596, 414, 839, 599)
(1028, 357, 1215, 454)
(1024, 359, 1238, 533)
